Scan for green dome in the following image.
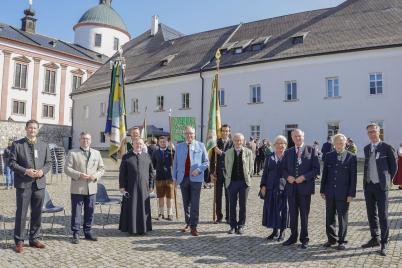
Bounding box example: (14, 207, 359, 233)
(77, 2, 128, 33)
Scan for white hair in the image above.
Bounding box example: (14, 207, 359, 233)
(184, 126, 195, 134)
(233, 133, 245, 141)
(291, 128, 304, 136)
(273, 135, 288, 145)
(332, 133, 347, 143)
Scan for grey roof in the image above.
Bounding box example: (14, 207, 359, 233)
(73, 0, 402, 95)
(77, 2, 128, 33)
(0, 23, 108, 63)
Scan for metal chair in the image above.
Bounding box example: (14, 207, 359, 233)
(42, 189, 67, 235)
(0, 214, 7, 246)
(96, 183, 121, 229)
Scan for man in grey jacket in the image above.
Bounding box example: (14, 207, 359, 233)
(65, 132, 105, 244)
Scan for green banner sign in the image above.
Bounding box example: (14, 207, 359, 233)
(171, 117, 196, 142)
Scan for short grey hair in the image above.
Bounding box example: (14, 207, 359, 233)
(273, 135, 288, 145)
(233, 133, 245, 141)
(184, 125, 195, 134)
(332, 133, 347, 143)
(291, 128, 304, 136)
(80, 132, 91, 138)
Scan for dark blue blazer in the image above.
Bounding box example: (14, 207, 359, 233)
(151, 148, 174, 180)
(282, 145, 320, 195)
(321, 142, 334, 161)
(260, 153, 285, 192)
(320, 151, 357, 200)
(363, 142, 396, 191)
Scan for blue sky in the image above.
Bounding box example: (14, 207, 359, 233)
(2, 0, 345, 42)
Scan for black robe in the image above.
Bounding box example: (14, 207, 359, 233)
(119, 152, 155, 234)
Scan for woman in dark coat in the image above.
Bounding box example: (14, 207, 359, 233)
(260, 135, 288, 241)
(119, 139, 155, 235)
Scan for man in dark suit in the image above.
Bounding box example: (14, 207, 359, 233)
(282, 129, 320, 249)
(361, 123, 396, 256)
(9, 120, 51, 253)
(320, 134, 357, 250)
(321, 136, 334, 162)
(211, 124, 233, 223)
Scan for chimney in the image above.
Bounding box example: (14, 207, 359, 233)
(21, 6, 37, 34)
(151, 15, 159, 36)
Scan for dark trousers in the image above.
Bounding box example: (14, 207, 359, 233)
(228, 180, 249, 229)
(288, 190, 311, 243)
(180, 176, 202, 228)
(364, 183, 389, 244)
(215, 175, 229, 222)
(14, 184, 45, 244)
(325, 196, 349, 243)
(71, 194, 96, 235)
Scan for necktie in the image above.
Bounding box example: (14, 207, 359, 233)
(297, 147, 302, 159)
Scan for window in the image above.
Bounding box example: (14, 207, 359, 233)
(100, 132, 106, 143)
(100, 102, 106, 116)
(292, 36, 304, 44)
(14, 63, 28, 89)
(327, 122, 340, 137)
(72, 75, 82, 91)
(250, 85, 261, 103)
(218, 89, 225, 106)
(326, 78, 339, 98)
(12, 100, 26, 115)
(370, 73, 383, 95)
(44, 69, 56, 94)
(181, 93, 190, 109)
(84, 105, 89, 119)
(285, 81, 297, 101)
(95, 34, 102, 47)
(42, 104, 55, 119)
(156, 96, 164, 111)
(234, 48, 243, 54)
(131, 98, 139, 113)
(114, 37, 120, 51)
(371, 120, 384, 140)
(251, 44, 263, 51)
(251, 125, 261, 138)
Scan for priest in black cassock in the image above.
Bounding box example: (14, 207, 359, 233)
(119, 138, 155, 235)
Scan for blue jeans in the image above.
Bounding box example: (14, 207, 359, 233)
(5, 166, 14, 187)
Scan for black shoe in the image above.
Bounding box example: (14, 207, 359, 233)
(323, 241, 337, 248)
(157, 214, 164, 220)
(337, 243, 346, 250)
(166, 215, 173, 221)
(215, 218, 223, 224)
(266, 231, 279, 240)
(361, 238, 380, 248)
(300, 242, 309, 249)
(71, 233, 80, 244)
(84, 232, 98, 241)
(282, 237, 297, 246)
(277, 231, 285, 242)
(237, 227, 244, 235)
(380, 243, 387, 256)
(228, 228, 236, 234)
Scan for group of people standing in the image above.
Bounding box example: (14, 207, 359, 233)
(5, 119, 401, 258)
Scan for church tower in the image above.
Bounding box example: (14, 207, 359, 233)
(74, 0, 130, 57)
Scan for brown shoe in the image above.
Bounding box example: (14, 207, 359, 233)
(29, 240, 46, 249)
(15, 242, 24, 253)
(190, 228, 199, 236)
(181, 225, 190, 232)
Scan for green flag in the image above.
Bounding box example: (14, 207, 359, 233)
(170, 117, 196, 142)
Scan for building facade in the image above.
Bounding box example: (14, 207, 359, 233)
(72, 0, 402, 156)
(0, 0, 129, 147)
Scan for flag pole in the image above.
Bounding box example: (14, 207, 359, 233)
(169, 108, 179, 219)
(212, 49, 221, 223)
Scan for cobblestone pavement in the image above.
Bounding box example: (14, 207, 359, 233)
(0, 160, 401, 268)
